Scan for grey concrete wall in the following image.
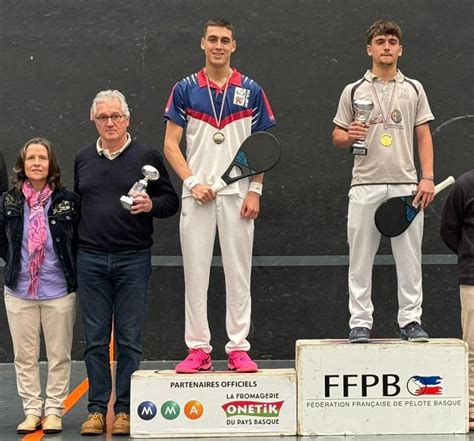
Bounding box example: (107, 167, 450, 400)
(0, 0, 472, 361)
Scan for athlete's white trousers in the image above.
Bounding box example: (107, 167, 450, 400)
(347, 184, 424, 329)
(180, 195, 254, 354)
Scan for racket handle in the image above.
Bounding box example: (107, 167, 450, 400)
(434, 176, 455, 195)
(211, 178, 227, 193)
(195, 178, 227, 205)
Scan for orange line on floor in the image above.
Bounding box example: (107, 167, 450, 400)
(63, 377, 89, 411)
(23, 331, 115, 440)
(107, 329, 116, 431)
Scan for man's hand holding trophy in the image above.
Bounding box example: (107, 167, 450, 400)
(120, 165, 160, 214)
(349, 99, 374, 156)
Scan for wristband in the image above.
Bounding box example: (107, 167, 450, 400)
(183, 175, 199, 191)
(421, 176, 434, 182)
(248, 181, 263, 196)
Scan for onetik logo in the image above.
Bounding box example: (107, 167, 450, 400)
(407, 376, 443, 396)
(161, 401, 181, 420)
(222, 401, 284, 417)
(137, 401, 157, 420)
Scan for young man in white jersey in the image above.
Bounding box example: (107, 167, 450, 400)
(164, 18, 276, 372)
(332, 20, 435, 343)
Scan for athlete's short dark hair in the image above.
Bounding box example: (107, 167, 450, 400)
(367, 20, 402, 44)
(203, 18, 235, 40)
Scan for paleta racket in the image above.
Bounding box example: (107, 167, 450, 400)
(210, 131, 281, 193)
(374, 176, 455, 237)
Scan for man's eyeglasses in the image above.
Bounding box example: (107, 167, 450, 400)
(95, 114, 125, 124)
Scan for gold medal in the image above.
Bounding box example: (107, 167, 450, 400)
(380, 133, 392, 147)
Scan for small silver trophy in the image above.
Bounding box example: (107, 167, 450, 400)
(351, 99, 374, 156)
(120, 165, 160, 210)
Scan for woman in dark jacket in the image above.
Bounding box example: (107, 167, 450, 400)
(0, 137, 79, 434)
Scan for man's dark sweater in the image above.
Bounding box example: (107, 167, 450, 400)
(440, 169, 474, 285)
(74, 140, 179, 252)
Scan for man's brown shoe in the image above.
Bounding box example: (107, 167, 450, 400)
(112, 412, 130, 436)
(80, 412, 106, 435)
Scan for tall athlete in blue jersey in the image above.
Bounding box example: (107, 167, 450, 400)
(164, 18, 275, 373)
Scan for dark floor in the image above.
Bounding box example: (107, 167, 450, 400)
(0, 360, 472, 441)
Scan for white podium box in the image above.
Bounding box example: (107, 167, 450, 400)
(130, 368, 297, 438)
(296, 338, 468, 436)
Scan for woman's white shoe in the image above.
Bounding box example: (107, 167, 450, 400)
(16, 415, 42, 434)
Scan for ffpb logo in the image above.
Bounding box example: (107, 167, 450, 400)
(137, 401, 157, 420)
(407, 376, 443, 396)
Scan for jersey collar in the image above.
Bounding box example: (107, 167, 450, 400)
(197, 68, 242, 89)
(364, 69, 405, 83)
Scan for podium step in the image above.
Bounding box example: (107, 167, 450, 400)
(296, 338, 468, 435)
(131, 368, 297, 438)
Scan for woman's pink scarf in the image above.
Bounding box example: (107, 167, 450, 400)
(22, 180, 53, 298)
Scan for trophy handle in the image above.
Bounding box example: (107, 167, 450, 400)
(142, 165, 160, 181)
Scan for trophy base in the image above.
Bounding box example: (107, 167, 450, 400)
(350, 146, 367, 156)
(120, 195, 134, 210)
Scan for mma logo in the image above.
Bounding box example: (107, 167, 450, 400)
(184, 400, 204, 420)
(161, 400, 180, 420)
(137, 401, 157, 420)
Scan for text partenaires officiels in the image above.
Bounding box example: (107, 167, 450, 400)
(170, 380, 260, 388)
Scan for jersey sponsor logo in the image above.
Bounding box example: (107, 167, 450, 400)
(369, 114, 384, 125)
(233, 87, 250, 107)
(398, 88, 410, 99)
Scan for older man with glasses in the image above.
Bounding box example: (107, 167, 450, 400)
(74, 90, 179, 436)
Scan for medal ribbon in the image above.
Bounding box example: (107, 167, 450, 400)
(206, 71, 231, 131)
(371, 80, 397, 130)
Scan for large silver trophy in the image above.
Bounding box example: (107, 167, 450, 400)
(120, 165, 160, 210)
(350, 99, 374, 156)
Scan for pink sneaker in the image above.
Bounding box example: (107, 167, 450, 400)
(175, 349, 212, 373)
(227, 351, 258, 373)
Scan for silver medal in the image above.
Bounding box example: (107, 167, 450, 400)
(213, 131, 225, 144)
